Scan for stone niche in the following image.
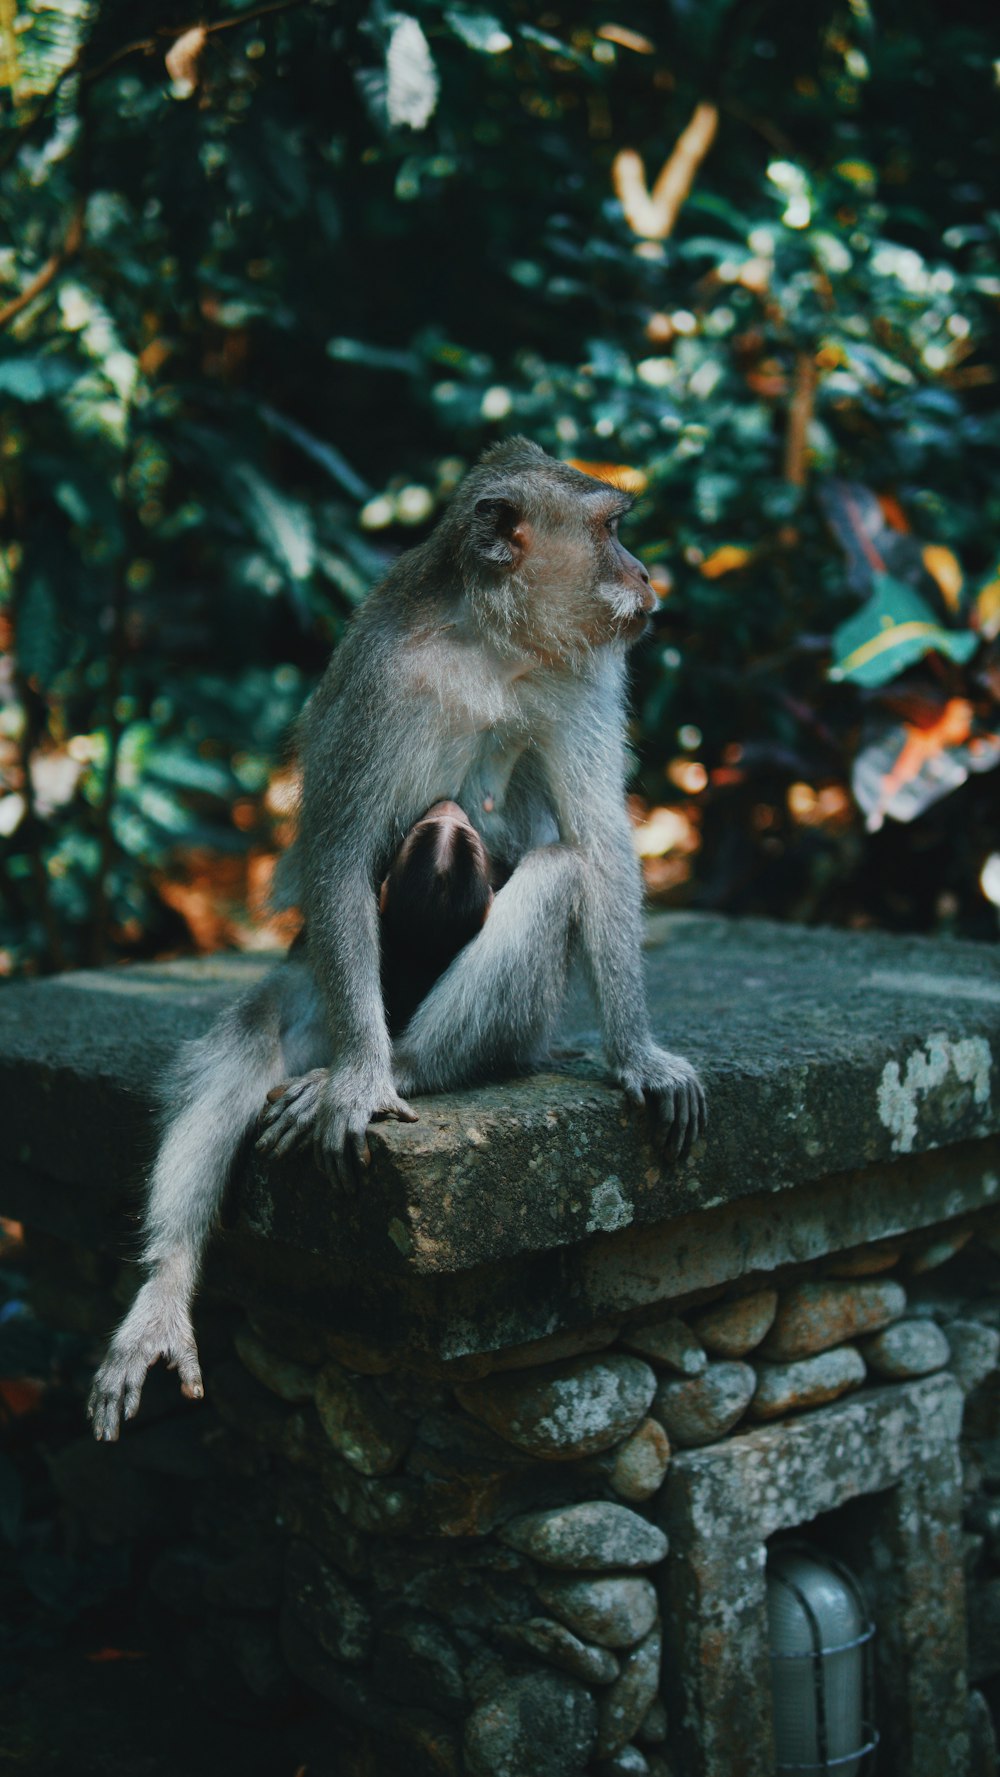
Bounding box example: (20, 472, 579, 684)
(1, 917, 1000, 1777)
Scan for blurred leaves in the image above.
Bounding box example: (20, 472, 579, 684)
(0, 0, 998, 971)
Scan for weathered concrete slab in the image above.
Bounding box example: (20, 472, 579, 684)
(0, 917, 997, 1279)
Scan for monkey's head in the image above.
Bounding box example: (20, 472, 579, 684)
(448, 439, 657, 659)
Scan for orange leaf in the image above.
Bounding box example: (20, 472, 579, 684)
(165, 26, 207, 95)
(565, 460, 647, 493)
(876, 493, 909, 533)
(0, 1379, 43, 1417)
(700, 545, 752, 578)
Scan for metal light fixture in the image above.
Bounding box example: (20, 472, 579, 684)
(767, 1542, 878, 1774)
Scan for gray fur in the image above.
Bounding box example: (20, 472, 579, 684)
(89, 440, 705, 1440)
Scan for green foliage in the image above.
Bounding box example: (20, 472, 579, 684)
(0, 0, 998, 973)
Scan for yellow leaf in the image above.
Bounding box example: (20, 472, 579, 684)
(975, 576, 1000, 641)
(834, 159, 876, 188)
(613, 102, 719, 240)
(922, 544, 963, 612)
(700, 545, 751, 578)
(596, 24, 655, 53)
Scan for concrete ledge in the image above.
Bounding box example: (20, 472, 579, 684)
(0, 918, 997, 1288)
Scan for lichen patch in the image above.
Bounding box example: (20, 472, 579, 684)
(877, 1033, 992, 1153)
(586, 1176, 634, 1235)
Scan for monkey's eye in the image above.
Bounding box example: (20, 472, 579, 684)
(605, 516, 619, 536)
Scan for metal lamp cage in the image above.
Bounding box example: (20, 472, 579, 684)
(767, 1540, 879, 1775)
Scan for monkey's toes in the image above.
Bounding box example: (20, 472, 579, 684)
(257, 1071, 327, 1157)
(88, 1385, 123, 1442)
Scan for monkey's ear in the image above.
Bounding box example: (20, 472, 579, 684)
(473, 495, 530, 569)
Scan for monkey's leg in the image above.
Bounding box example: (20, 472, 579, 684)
(393, 844, 584, 1095)
(89, 959, 328, 1441)
(258, 801, 494, 1162)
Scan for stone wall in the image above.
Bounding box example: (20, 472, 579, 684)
(2, 918, 1000, 1775)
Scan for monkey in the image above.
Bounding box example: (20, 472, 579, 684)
(88, 439, 706, 1442)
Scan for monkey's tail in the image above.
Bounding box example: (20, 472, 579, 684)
(140, 978, 288, 1287)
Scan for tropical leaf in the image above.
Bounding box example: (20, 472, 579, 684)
(853, 702, 1000, 831)
(829, 576, 978, 689)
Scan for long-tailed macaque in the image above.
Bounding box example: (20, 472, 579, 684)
(88, 440, 705, 1441)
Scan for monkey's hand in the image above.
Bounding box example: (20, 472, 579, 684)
(258, 1066, 418, 1188)
(88, 1275, 203, 1442)
(617, 1045, 706, 1164)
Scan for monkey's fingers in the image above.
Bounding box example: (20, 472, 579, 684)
(264, 1069, 327, 1110)
(256, 1106, 312, 1158)
(664, 1090, 690, 1164)
(374, 1094, 419, 1126)
(318, 1117, 355, 1191)
(89, 1350, 149, 1442)
(257, 1071, 327, 1157)
(174, 1344, 204, 1401)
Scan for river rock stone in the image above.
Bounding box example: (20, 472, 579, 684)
(966, 1686, 998, 1777)
(749, 1347, 866, 1421)
(372, 1616, 465, 1717)
(488, 1322, 623, 1372)
(861, 1318, 950, 1379)
(948, 1320, 1000, 1394)
(596, 1628, 662, 1756)
(455, 1355, 657, 1461)
(690, 1290, 778, 1358)
(537, 1576, 659, 1649)
(608, 1418, 671, 1502)
(502, 1502, 668, 1571)
(464, 1673, 597, 1777)
(760, 1280, 906, 1361)
(314, 1360, 411, 1476)
(498, 1617, 620, 1685)
(826, 1244, 901, 1278)
(621, 1318, 707, 1375)
(599, 1747, 649, 1775)
(283, 1539, 372, 1664)
(908, 1227, 973, 1274)
(234, 1325, 317, 1403)
(637, 1700, 668, 1745)
(652, 1362, 756, 1447)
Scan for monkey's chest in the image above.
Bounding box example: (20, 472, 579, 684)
(456, 729, 527, 825)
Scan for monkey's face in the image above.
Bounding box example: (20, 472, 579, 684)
(522, 492, 658, 655)
(471, 475, 657, 658)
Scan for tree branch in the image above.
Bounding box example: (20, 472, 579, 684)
(0, 199, 84, 330)
(783, 349, 817, 488)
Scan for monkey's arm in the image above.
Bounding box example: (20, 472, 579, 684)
(542, 664, 705, 1159)
(297, 665, 419, 1185)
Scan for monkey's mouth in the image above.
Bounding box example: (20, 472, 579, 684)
(617, 609, 653, 641)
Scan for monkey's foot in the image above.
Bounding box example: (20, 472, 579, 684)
(256, 1069, 328, 1159)
(258, 1067, 419, 1189)
(88, 1277, 203, 1442)
(618, 1047, 707, 1164)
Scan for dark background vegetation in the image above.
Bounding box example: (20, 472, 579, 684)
(1, 0, 999, 977)
(0, 4, 997, 1767)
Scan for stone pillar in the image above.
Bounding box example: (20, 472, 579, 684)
(658, 1375, 969, 1777)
